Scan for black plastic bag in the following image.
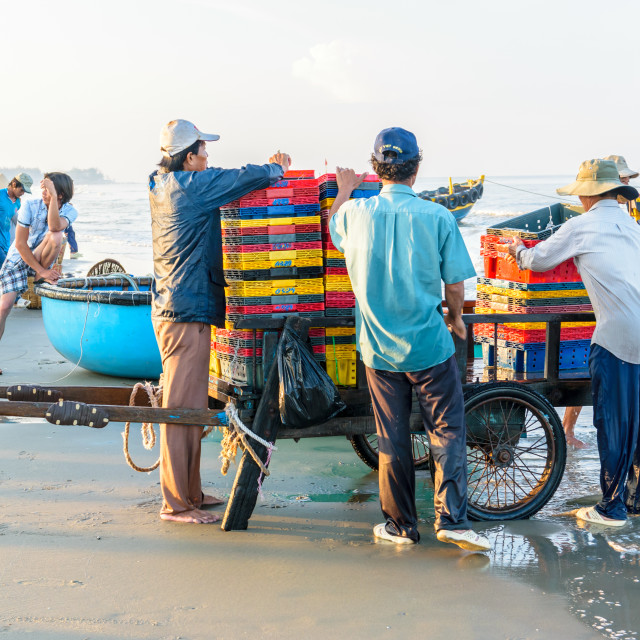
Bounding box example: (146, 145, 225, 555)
(277, 324, 346, 428)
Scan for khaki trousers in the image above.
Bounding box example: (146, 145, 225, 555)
(153, 321, 211, 515)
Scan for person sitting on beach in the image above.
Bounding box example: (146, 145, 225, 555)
(328, 127, 491, 552)
(149, 119, 291, 525)
(0, 173, 33, 266)
(0, 173, 77, 375)
(502, 159, 640, 527)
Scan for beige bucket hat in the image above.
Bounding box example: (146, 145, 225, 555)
(557, 159, 639, 200)
(603, 154, 639, 179)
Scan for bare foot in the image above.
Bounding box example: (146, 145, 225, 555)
(160, 508, 220, 524)
(201, 494, 225, 507)
(566, 434, 588, 449)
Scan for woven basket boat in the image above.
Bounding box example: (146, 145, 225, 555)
(34, 275, 161, 378)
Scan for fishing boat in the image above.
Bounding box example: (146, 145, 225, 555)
(417, 175, 485, 222)
(35, 275, 162, 379)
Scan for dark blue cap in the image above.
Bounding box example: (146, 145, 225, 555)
(373, 127, 420, 164)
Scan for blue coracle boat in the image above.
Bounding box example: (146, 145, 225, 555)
(35, 275, 162, 379)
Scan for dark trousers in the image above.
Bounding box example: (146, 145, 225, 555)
(65, 225, 78, 253)
(366, 355, 470, 537)
(590, 344, 640, 520)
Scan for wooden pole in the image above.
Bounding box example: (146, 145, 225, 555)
(221, 316, 310, 531)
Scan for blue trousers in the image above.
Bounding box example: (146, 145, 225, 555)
(366, 355, 470, 540)
(590, 344, 640, 520)
(65, 225, 78, 253)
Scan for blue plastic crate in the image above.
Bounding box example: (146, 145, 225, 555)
(482, 342, 590, 372)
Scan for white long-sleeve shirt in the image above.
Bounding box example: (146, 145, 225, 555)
(517, 199, 640, 364)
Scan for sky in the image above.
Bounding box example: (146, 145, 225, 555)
(2, 0, 640, 182)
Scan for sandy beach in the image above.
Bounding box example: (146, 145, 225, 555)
(4, 309, 640, 638)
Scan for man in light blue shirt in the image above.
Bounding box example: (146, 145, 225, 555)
(329, 127, 490, 551)
(0, 173, 33, 266)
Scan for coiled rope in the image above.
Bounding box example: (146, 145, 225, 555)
(122, 382, 163, 472)
(219, 402, 277, 486)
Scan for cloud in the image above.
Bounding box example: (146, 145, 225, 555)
(292, 41, 374, 103)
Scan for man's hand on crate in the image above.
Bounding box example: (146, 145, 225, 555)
(328, 167, 369, 221)
(269, 152, 292, 174)
(495, 236, 524, 264)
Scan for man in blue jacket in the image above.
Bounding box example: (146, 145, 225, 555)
(149, 119, 290, 524)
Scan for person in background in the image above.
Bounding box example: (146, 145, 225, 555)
(561, 154, 639, 449)
(503, 159, 640, 526)
(149, 119, 291, 525)
(605, 154, 640, 221)
(329, 127, 491, 551)
(65, 224, 81, 258)
(0, 173, 33, 266)
(0, 173, 76, 375)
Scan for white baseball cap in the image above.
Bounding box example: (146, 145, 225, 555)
(160, 119, 220, 157)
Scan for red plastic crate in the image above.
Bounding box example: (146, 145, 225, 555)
(325, 267, 349, 275)
(318, 173, 380, 183)
(483, 255, 582, 283)
(226, 302, 325, 315)
(271, 178, 318, 190)
(283, 170, 315, 179)
(215, 342, 325, 357)
(223, 241, 322, 253)
(325, 291, 356, 307)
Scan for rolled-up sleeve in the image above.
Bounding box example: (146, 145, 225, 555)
(439, 218, 476, 283)
(17, 200, 34, 227)
(329, 203, 349, 253)
(517, 220, 580, 271)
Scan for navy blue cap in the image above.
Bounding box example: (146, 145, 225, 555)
(373, 127, 420, 164)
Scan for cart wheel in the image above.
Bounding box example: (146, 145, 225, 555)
(429, 382, 566, 520)
(349, 433, 431, 471)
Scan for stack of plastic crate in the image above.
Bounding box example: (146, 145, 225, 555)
(317, 174, 382, 387)
(211, 171, 326, 390)
(475, 204, 596, 374)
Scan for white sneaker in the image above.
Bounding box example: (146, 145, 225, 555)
(436, 529, 491, 552)
(373, 523, 417, 545)
(576, 506, 626, 527)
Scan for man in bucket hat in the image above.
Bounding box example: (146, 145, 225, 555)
(503, 158, 640, 526)
(0, 173, 33, 266)
(329, 127, 491, 551)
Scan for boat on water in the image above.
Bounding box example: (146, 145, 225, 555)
(417, 176, 485, 222)
(35, 275, 162, 379)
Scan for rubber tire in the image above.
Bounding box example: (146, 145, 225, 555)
(350, 433, 431, 471)
(458, 192, 470, 206)
(436, 196, 448, 207)
(468, 188, 479, 203)
(447, 194, 459, 209)
(428, 382, 566, 521)
(476, 182, 484, 198)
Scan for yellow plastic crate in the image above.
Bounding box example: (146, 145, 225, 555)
(223, 250, 323, 269)
(324, 275, 352, 292)
(477, 284, 587, 299)
(325, 358, 357, 387)
(326, 344, 356, 358)
(326, 327, 356, 337)
(320, 198, 336, 210)
(209, 355, 221, 378)
(323, 249, 345, 259)
(221, 215, 321, 229)
(226, 278, 324, 296)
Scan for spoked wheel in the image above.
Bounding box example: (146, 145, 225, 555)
(350, 433, 431, 471)
(459, 382, 566, 520)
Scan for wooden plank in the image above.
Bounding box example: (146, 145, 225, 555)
(0, 385, 136, 405)
(0, 400, 225, 426)
(544, 320, 561, 382)
(222, 316, 310, 531)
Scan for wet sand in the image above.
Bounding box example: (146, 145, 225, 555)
(1, 308, 637, 639)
